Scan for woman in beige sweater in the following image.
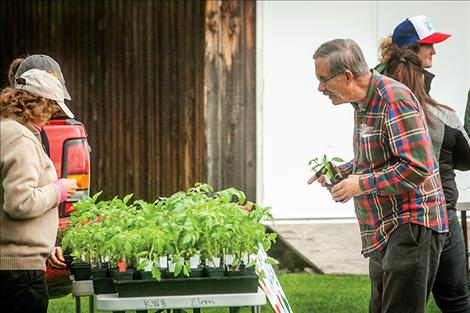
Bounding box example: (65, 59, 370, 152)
(0, 69, 77, 313)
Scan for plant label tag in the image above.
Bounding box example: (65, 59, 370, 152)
(224, 255, 234, 266)
(159, 256, 168, 268)
(190, 255, 200, 268)
(118, 260, 126, 272)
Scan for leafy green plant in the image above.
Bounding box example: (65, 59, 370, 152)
(308, 154, 344, 186)
(62, 183, 278, 281)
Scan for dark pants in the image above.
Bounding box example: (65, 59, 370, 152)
(433, 209, 470, 313)
(369, 223, 445, 313)
(0, 270, 48, 313)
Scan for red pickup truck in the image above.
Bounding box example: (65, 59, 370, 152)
(43, 119, 91, 297)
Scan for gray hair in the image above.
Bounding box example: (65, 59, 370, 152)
(313, 39, 370, 77)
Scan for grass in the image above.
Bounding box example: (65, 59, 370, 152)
(48, 273, 440, 313)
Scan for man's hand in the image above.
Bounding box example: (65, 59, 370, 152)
(330, 175, 363, 203)
(47, 246, 66, 268)
(307, 173, 329, 187)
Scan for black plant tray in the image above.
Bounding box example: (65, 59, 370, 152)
(115, 275, 259, 298)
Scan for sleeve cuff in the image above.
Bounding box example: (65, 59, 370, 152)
(359, 173, 377, 194)
(55, 180, 67, 203)
(337, 162, 353, 178)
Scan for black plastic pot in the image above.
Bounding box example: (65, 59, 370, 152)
(63, 255, 74, 269)
(225, 267, 257, 277)
(92, 277, 115, 294)
(203, 266, 224, 278)
(71, 262, 92, 281)
(315, 161, 343, 190)
(167, 271, 185, 279)
(110, 268, 135, 281)
(91, 266, 109, 279)
(134, 270, 156, 280)
(189, 267, 204, 278)
(115, 276, 259, 298)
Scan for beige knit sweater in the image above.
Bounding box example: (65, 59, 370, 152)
(1, 118, 60, 270)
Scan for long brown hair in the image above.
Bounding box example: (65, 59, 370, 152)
(385, 45, 452, 126)
(0, 88, 60, 125)
(378, 35, 419, 64)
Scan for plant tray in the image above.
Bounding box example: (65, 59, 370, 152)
(115, 276, 259, 298)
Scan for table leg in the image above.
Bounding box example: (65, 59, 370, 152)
(75, 296, 81, 313)
(229, 308, 241, 313)
(252, 306, 261, 313)
(89, 296, 94, 313)
(193, 309, 201, 313)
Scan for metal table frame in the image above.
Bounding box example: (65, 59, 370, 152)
(72, 279, 265, 313)
(72, 279, 95, 313)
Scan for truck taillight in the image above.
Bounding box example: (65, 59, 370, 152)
(60, 138, 91, 217)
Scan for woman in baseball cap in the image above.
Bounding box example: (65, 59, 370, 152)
(0, 69, 77, 313)
(375, 16, 470, 313)
(376, 15, 451, 93)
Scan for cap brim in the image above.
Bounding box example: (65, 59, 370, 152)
(56, 99, 75, 118)
(418, 32, 451, 45)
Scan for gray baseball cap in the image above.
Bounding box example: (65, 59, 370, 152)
(15, 69, 75, 119)
(15, 54, 71, 101)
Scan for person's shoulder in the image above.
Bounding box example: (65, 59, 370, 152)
(374, 63, 387, 74)
(376, 74, 412, 103)
(428, 105, 462, 129)
(1, 119, 36, 148)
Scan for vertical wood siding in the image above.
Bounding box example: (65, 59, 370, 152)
(1, 0, 256, 201)
(204, 0, 256, 201)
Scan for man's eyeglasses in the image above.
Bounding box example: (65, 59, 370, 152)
(318, 71, 343, 85)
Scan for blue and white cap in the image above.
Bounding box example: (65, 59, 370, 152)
(392, 15, 451, 47)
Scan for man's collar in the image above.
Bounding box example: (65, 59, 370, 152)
(351, 69, 379, 112)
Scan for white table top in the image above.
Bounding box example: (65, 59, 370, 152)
(72, 279, 94, 297)
(457, 202, 470, 211)
(95, 288, 266, 311)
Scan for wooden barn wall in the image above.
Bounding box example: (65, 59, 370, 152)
(204, 0, 256, 201)
(0, 0, 256, 202)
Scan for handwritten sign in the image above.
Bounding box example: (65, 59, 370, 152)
(142, 297, 217, 309)
(257, 244, 293, 313)
(143, 299, 168, 309)
(190, 297, 216, 307)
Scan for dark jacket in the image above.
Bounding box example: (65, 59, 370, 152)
(465, 89, 470, 137)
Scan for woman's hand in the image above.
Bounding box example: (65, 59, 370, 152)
(59, 178, 77, 198)
(47, 246, 66, 268)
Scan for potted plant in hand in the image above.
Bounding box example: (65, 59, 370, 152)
(308, 154, 344, 190)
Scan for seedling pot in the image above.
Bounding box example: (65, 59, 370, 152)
(110, 268, 135, 281)
(92, 277, 115, 294)
(63, 255, 74, 269)
(91, 266, 109, 279)
(71, 262, 91, 281)
(225, 267, 257, 277)
(203, 266, 224, 278)
(189, 267, 204, 278)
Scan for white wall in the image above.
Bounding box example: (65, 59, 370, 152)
(257, 1, 470, 220)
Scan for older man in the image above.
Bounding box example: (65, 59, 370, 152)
(308, 39, 448, 313)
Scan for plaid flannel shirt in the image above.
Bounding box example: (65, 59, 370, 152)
(337, 71, 448, 257)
